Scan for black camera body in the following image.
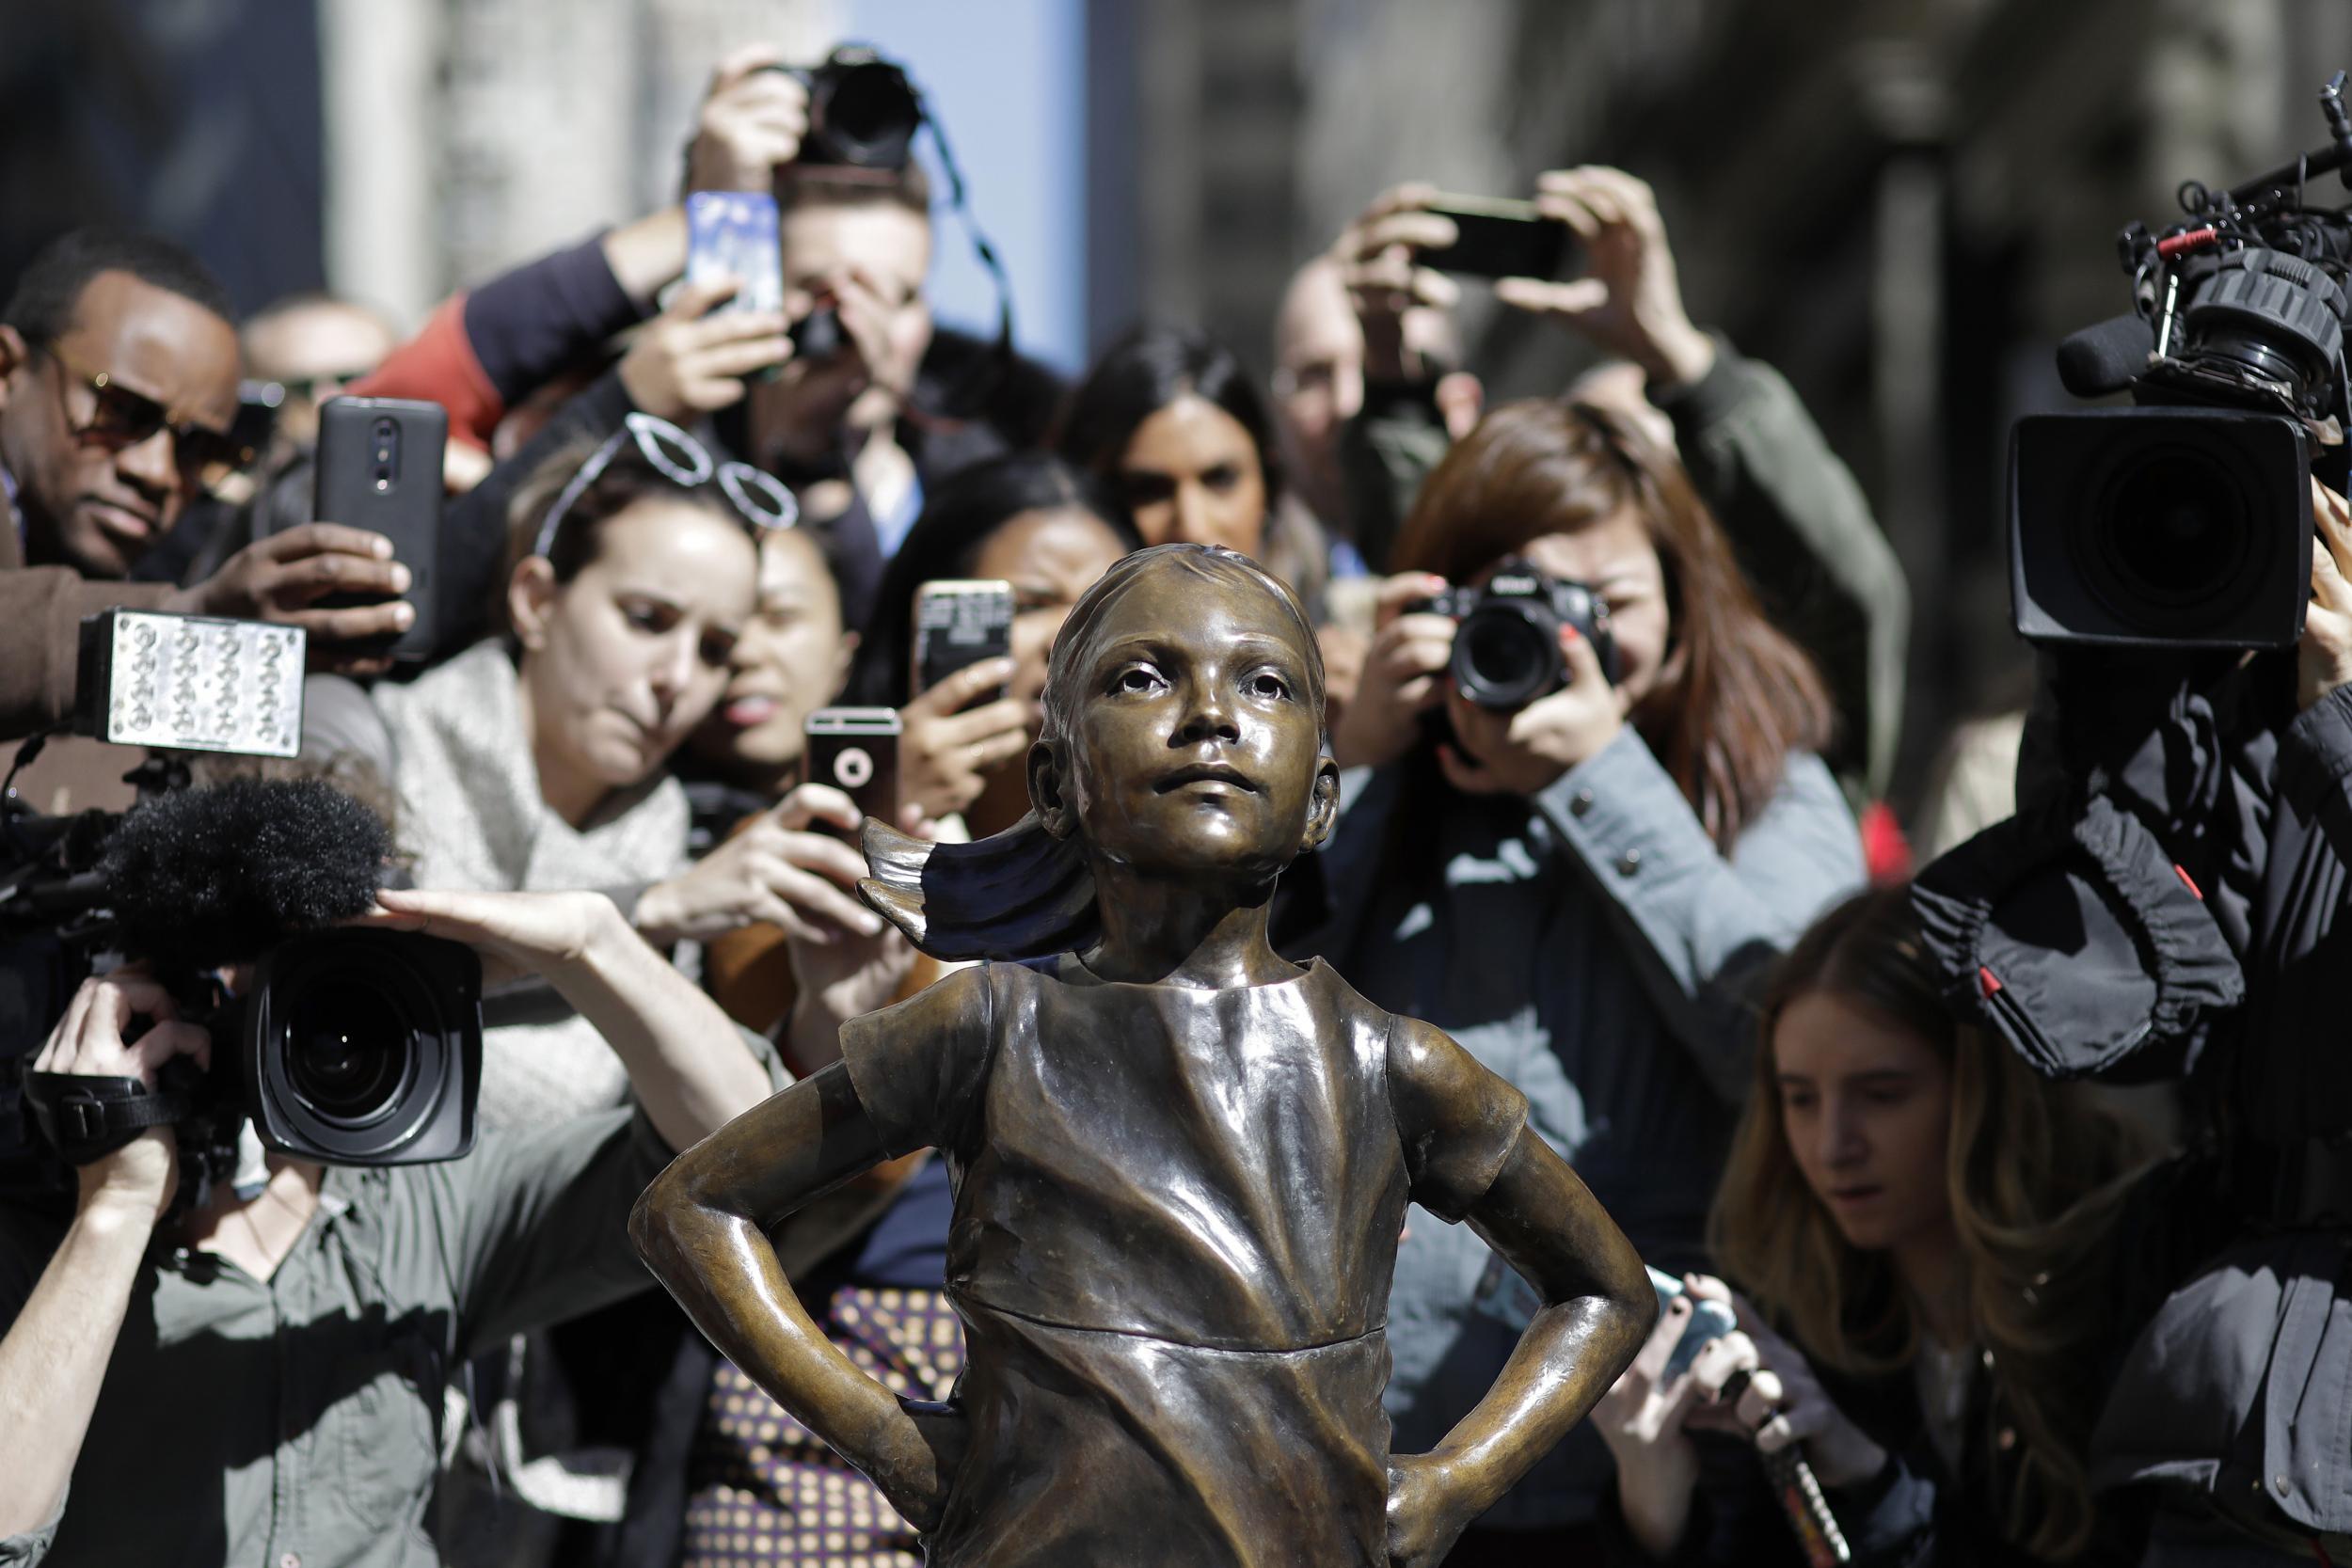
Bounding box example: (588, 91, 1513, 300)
(1418, 558, 1621, 710)
(2012, 80, 2352, 649)
(776, 45, 923, 171)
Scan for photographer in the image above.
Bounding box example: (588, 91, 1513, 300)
(1915, 467, 2352, 1562)
(693, 44, 1024, 631)
(0, 880, 781, 1568)
(1591, 885, 2154, 1566)
(1327, 169, 1907, 806)
(0, 231, 418, 752)
(1283, 394, 1862, 1559)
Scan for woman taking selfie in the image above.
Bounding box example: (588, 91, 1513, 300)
(1593, 884, 2155, 1565)
(1288, 395, 1865, 1560)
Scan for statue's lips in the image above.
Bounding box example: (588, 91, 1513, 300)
(1156, 763, 1257, 793)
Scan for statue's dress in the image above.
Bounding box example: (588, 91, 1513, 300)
(838, 955, 1530, 1567)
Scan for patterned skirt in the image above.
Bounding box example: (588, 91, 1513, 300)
(681, 1285, 966, 1568)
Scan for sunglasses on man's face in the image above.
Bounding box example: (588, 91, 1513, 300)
(45, 346, 256, 491)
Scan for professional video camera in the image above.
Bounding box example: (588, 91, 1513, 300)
(2012, 71, 2352, 647)
(0, 610, 481, 1212)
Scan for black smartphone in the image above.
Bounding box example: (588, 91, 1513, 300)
(310, 397, 447, 663)
(803, 706, 901, 833)
(912, 578, 1016, 705)
(1420, 194, 1577, 280)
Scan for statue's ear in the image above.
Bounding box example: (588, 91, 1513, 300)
(1029, 738, 1076, 841)
(1303, 753, 1341, 852)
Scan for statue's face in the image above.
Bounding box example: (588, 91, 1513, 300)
(1048, 565, 1334, 883)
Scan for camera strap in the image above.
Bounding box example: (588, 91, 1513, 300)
(902, 105, 1019, 424)
(20, 1069, 191, 1165)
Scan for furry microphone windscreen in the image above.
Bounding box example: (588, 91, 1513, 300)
(99, 778, 390, 972)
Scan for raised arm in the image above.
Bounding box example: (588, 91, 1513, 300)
(1387, 1018, 1655, 1566)
(0, 973, 209, 1551)
(368, 887, 771, 1150)
(628, 1068, 959, 1527)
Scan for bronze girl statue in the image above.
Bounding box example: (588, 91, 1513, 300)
(631, 544, 1653, 1566)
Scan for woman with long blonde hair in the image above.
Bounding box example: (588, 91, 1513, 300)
(1592, 884, 2155, 1565)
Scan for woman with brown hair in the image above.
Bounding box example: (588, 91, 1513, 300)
(1286, 396, 1867, 1560)
(1593, 883, 2155, 1564)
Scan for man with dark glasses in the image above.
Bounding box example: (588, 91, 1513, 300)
(0, 230, 419, 754)
(0, 231, 244, 579)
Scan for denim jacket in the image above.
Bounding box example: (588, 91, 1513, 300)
(1284, 728, 1864, 1528)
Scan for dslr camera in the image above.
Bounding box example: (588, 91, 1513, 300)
(767, 45, 924, 171)
(1416, 558, 1621, 710)
(2011, 72, 2352, 648)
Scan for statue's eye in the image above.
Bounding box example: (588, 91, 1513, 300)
(1116, 666, 1163, 694)
(1248, 672, 1289, 701)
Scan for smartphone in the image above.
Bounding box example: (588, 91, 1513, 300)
(310, 396, 447, 664)
(686, 190, 786, 317)
(803, 706, 901, 833)
(1420, 194, 1577, 280)
(912, 578, 1016, 705)
(1649, 1266, 1740, 1381)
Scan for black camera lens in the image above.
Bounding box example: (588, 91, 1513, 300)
(2076, 441, 2265, 636)
(285, 981, 415, 1127)
(245, 928, 482, 1165)
(1453, 602, 1564, 710)
(2098, 451, 2252, 603)
(826, 62, 918, 154)
(2011, 408, 2312, 648)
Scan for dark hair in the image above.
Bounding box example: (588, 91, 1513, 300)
(1391, 398, 1834, 850)
(3, 229, 233, 344)
(861, 544, 1326, 961)
(779, 160, 932, 220)
(1052, 323, 1287, 533)
(845, 452, 1139, 705)
(498, 434, 746, 628)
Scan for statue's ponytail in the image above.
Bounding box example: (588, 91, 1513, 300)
(860, 813, 1097, 962)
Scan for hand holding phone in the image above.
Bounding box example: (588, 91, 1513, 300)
(1494, 166, 1717, 388)
(1418, 193, 1579, 281)
(803, 707, 902, 836)
(1646, 1266, 1739, 1380)
(309, 397, 447, 663)
(913, 579, 1016, 705)
(686, 191, 787, 316)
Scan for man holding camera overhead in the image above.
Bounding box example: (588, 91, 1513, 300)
(687, 45, 1031, 630)
(0, 880, 784, 1568)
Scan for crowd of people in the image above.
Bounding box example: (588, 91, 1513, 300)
(1, 37, 2346, 1568)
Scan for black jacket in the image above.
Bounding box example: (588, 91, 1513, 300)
(1914, 644, 2352, 1539)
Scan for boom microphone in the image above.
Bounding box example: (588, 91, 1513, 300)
(98, 777, 389, 972)
(2055, 314, 2156, 398)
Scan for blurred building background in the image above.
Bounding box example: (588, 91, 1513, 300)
(4, 0, 2349, 808)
